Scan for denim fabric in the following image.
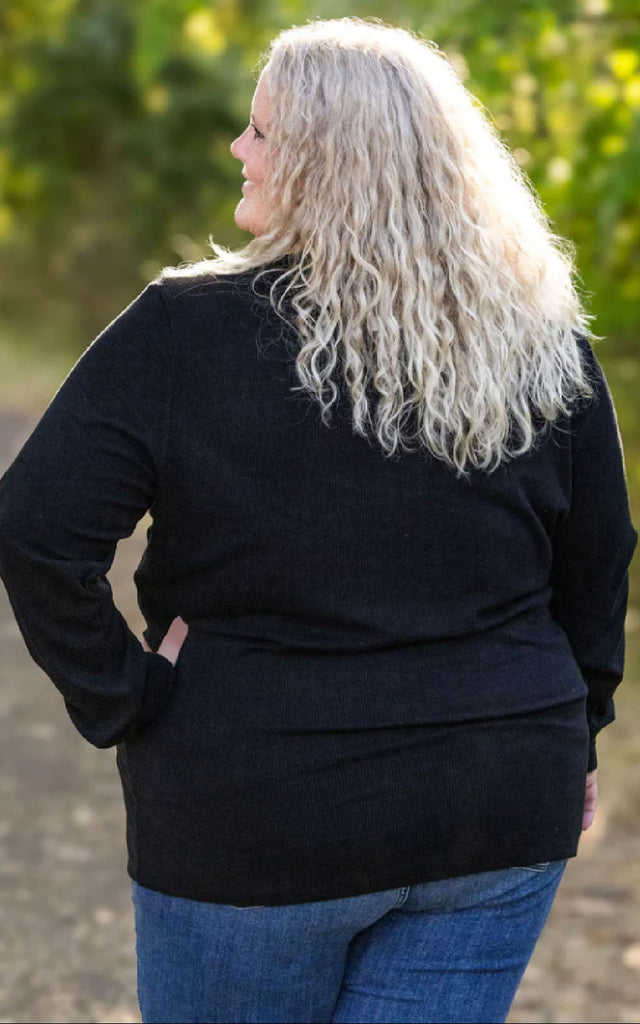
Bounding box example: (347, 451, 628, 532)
(132, 859, 566, 1024)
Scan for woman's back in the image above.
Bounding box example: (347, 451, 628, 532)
(140, 264, 595, 728)
(2, 257, 633, 905)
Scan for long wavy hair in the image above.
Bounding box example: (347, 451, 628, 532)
(166, 16, 595, 473)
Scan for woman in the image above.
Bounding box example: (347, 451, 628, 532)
(0, 16, 636, 1024)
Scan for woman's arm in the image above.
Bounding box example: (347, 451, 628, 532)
(0, 282, 176, 748)
(549, 340, 638, 771)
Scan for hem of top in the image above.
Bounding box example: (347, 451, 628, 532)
(126, 843, 579, 908)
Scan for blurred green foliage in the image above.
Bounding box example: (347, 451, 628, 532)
(0, 0, 638, 340)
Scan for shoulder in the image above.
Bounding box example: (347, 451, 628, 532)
(151, 261, 257, 307)
(567, 330, 610, 416)
(573, 330, 601, 383)
(147, 260, 298, 349)
(562, 331, 622, 453)
(142, 261, 299, 360)
(151, 257, 292, 309)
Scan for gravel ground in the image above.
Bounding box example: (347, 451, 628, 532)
(1, 409, 639, 1024)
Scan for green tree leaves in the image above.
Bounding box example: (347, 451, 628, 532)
(0, 0, 638, 345)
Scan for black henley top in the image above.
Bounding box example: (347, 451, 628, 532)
(0, 259, 636, 905)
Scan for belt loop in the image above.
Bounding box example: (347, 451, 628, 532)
(395, 885, 410, 908)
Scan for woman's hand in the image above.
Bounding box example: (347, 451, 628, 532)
(582, 769, 598, 830)
(140, 616, 189, 668)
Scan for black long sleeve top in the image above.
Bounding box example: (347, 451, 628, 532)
(0, 260, 636, 905)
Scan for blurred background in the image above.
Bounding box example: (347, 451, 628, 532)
(0, 1, 638, 1022)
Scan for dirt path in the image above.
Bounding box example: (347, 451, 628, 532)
(1, 409, 639, 1024)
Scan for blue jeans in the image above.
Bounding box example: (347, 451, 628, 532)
(132, 860, 566, 1024)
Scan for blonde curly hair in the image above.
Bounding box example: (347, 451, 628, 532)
(166, 16, 594, 473)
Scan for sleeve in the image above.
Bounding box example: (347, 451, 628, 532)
(549, 338, 638, 771)
(0, 281, 175, 748)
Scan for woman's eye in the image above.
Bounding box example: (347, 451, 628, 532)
(251, 124, 265, 141)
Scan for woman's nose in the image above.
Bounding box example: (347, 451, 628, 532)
(230, 130, 246, 159)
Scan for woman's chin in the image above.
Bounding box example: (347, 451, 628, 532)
(234, 200, 256, 235)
